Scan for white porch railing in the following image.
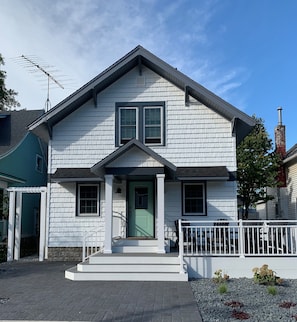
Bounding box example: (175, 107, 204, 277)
(178, 219, 297, 258)
(82, 227, 104, 262)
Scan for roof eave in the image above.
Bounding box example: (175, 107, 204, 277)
(29, 45, 255, 142)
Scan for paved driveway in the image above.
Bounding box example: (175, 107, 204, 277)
(0, 260, 202, 321)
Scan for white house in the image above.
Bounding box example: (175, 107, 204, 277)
(28, 46, 257, 280)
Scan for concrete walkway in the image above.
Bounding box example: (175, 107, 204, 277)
(0, 260, 202, 322)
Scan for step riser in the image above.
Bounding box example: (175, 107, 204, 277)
(112, 246, 158, 253)
(113, 239, 158, 246)
(89, 256, 180, 265)
(77, 264, 180, 273)
(65, 270, 188, 282)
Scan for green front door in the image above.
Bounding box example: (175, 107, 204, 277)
(128, 181, 154, 237)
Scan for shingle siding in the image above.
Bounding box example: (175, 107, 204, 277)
(47, 66, 238, 247)
(287, 161, 297, 219)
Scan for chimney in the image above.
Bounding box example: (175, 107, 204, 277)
(275, 107, 286, 186)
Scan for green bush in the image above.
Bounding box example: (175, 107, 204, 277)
(218, 283, 228, 294)
(267, 285, 277, 295)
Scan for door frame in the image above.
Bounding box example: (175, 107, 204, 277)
(127, 180, 155, 238)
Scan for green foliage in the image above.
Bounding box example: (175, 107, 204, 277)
(0, 244, 6, 263)
(267, 285, 277, 295)
(252, 264, 283, 285)
(0, 53, 20, 111)
(213, 269, 230, 284)
(218, 283, 228, 294)
(237, 116, 281, 219)
(0, 193, 9, 219)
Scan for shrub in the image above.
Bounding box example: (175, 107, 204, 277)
(252, 264, 283, 285)
(213, 269, 230, 284)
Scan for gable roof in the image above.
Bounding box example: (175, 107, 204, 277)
(91, 139, 176, 176)
(284, 144, 297, 164)
(28, 45, 255, 143)
(0, 109, 44, 156)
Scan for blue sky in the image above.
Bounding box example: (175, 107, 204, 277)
(1, 0, 296, 149)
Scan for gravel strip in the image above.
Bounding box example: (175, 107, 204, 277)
(191, 278, 297, 321)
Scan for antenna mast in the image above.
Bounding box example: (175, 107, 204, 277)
(18, 55, 65, 111)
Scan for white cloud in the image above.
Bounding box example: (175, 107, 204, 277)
(0, 0, 249, 111)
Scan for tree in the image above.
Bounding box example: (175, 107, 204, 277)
(0, 53, 20, 111)
(237, 116, 281, 219)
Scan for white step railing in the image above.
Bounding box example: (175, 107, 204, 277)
(178, 219, 297, 258)
(82, 227, 104, 262)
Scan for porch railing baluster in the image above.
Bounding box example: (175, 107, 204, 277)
(178, 219, 297, 259)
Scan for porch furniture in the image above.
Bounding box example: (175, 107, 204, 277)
(174, 220, 196, 250)
(212, 220, 230, 252)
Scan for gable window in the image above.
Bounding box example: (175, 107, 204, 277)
(116, 102, 165, 146)
(183, 182, 206, 216)
(77, 184, 100, 216)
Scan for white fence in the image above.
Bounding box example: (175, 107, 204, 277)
(178, 219, 297, 258)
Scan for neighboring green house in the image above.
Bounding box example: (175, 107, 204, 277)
(0, 110, 47, 252)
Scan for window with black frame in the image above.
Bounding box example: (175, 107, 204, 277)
(77, 184, 100, 216)
(183, 182, 206, 216)
(116, 102, 165, 146)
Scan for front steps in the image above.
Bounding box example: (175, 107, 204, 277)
(65, 239, 188, 281)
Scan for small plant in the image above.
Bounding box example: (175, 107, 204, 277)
(225, 302, 250, 320)
(218, 283, 227, 294)
(213, 269, 229, 284)
(267, 285, 277, 295)
(252, 264, 283, 285)
(279, 301, 296, 309)
(231, 310, 250, 320)
(225, 301, 243, 309)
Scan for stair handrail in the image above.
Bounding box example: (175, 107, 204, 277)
(82, 227, 104, 262)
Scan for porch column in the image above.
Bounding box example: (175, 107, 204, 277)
(39, 188, 47, 261)
(156, 174, 165, 253)
(104, 174, 113, 254)
(7, 191, 16, 261)
(14, 192, 23, 260)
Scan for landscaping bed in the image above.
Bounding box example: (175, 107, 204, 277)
(191, 277, 297, 321)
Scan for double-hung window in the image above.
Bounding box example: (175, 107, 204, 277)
(119, 107, 138, 144)
(77, 184, 100, 216)
(144, 107, 162, 144)
(116, 102, 165, 146)
(183, 182, 206, 216)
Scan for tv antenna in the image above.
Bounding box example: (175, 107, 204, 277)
(14, 55, 66, 111)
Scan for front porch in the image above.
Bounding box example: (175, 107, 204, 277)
(65, 219, 297, 281)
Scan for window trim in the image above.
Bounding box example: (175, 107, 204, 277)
(118, 106, 139, 145)
(76, 183, 100, 217)
(143, 106, 163, 145)
(115, 102, 165, 146)
(182, 182, 207, 216)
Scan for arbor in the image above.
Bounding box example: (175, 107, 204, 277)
(237, 116, 281, 219)
(0, 54, 20, 111)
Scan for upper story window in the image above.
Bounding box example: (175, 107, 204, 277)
(182, 182, 206, 216)
(116, 102, 165, 146)
(36, 155, 43, 173)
